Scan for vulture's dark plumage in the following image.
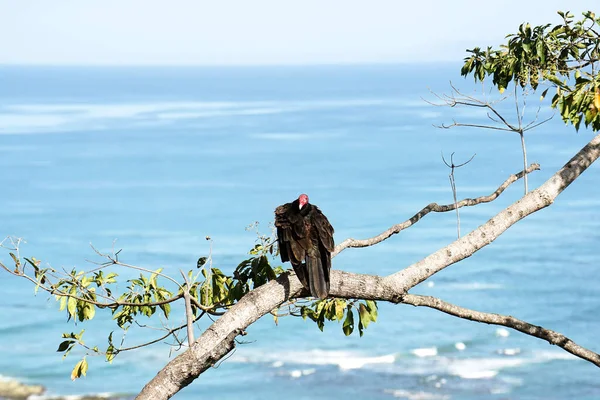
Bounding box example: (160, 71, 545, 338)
(275, 194, 334, 299)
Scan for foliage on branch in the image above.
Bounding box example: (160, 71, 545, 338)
(461, 10, 600, 131)
(301, 298, 378, 337)
(0, 231, 378, 380)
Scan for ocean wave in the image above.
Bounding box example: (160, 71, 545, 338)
(445, 357, 524, 379)
(383, 389, 450, 400)
(279, 368, 316, 379)
(497, 348, 521, 356)
(0, 98, 399, 134)
(411, 347, 438, 357)
(408, 348, 577, 381)
(33, 179, 253, 190)
(233, 345, 577, 380)
(442, 282, 504, 290)
(232, 349, 396, 370)
(250, 131, 344, 141)
(29, 394, 120, 400)
(495, 328, 510, 337)
(250, 132, 314, 141)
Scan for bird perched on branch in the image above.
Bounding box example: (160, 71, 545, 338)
(274, 194, 334, 299)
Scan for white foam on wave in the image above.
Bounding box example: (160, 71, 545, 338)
(532, 350, 577, 361)
(444, 282, 504, 290)
(234, 346, 577, 383)
(232, 349, 396, 370)
(497, 348, 521, 356)
(383, 389, 450, 400)
(495, 328, 510, 337)
(0, 114, 70, 133)
(446, 357, 524, 379)
(411, 347, 438, 357)
(29, 393, 116, 400)
(250, 132, 312, 141)
(442, 349, 577, 380)
(287, 368, 316, 379)
(0, 98, 398, 134)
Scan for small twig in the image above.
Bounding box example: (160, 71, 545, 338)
(441, 152, 476, 238)
(179, 271, 196, 346)
(89, 243, 184, 290)
(519, 132, 529, 194)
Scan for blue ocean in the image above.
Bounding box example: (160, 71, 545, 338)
(1, 64, 599, 399)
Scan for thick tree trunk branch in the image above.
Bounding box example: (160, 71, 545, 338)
(402, 294, 600, 367)
(387, 133, 600, 290)
(136, 133, 600, 400)
(332, 163, 540, 256)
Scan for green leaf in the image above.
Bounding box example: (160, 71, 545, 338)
(365, 300, 378, 321)
(335, 299, 345, 321)
(106, 344, 116, 363)
(540, 88, 549, 101)
(70, 358, 88, 381)
(342, 308, 354, 336)
(358, 303, 371, 329)
(546, 74, 564, 87)
(83, 304, 96, 320)
(9, 252, 20, 268)
(197, 257, 208, 268)
(105, 272, 118, 284)
(59, 296, 67, 311)
(57, 340, 74, 352)
(159, 303, 171, 319)
(67, 297, 77, 319)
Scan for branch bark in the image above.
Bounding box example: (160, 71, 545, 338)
(402, 294, 600, 367)
(333, 162, 540, 256)
(136, 133, 600, 400)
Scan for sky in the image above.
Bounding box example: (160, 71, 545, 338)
(1, 0, 598, 66)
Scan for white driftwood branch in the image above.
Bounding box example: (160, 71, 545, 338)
(402, 294, 600, 367)
(136, 133, 600, 400)
(333, 163, 540, 256)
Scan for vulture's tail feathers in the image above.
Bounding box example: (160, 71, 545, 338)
(292, 263, 309, 290)
(306, 256, 329, 299)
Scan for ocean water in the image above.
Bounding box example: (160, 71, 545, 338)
(1, 64, 599, 400)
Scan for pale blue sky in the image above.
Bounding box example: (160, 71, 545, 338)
(1, 0, 597, 65)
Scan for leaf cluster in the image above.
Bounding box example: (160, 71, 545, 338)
(301, 298, 378, 337)
(1, 233, 379, 380)
(461, 11, 600, 131)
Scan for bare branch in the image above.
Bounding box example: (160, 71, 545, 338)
(179, 271, 195, 346)
(119, 312, 205, 353)
(0, 263, 185, 309)
(333, 163, 539, 256)
(520, 132, 529, 194)
(436, 122, 514, 132)
(402, 294, 600, 367)
(523, 115, 555, 131)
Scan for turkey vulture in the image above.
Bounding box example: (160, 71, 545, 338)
(274, 194, 334, 299)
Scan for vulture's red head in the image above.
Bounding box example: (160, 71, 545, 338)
(298, 194, 309, 210)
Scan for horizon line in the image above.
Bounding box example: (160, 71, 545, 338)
(0, 60, 462, 68)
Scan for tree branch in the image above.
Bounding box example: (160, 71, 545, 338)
(333, 163, 540, 256)
(402, 294, 600, 367)
(179, 271, 195, 346)
(388, 132, 600, 290)
(136, 133, 600, 400)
